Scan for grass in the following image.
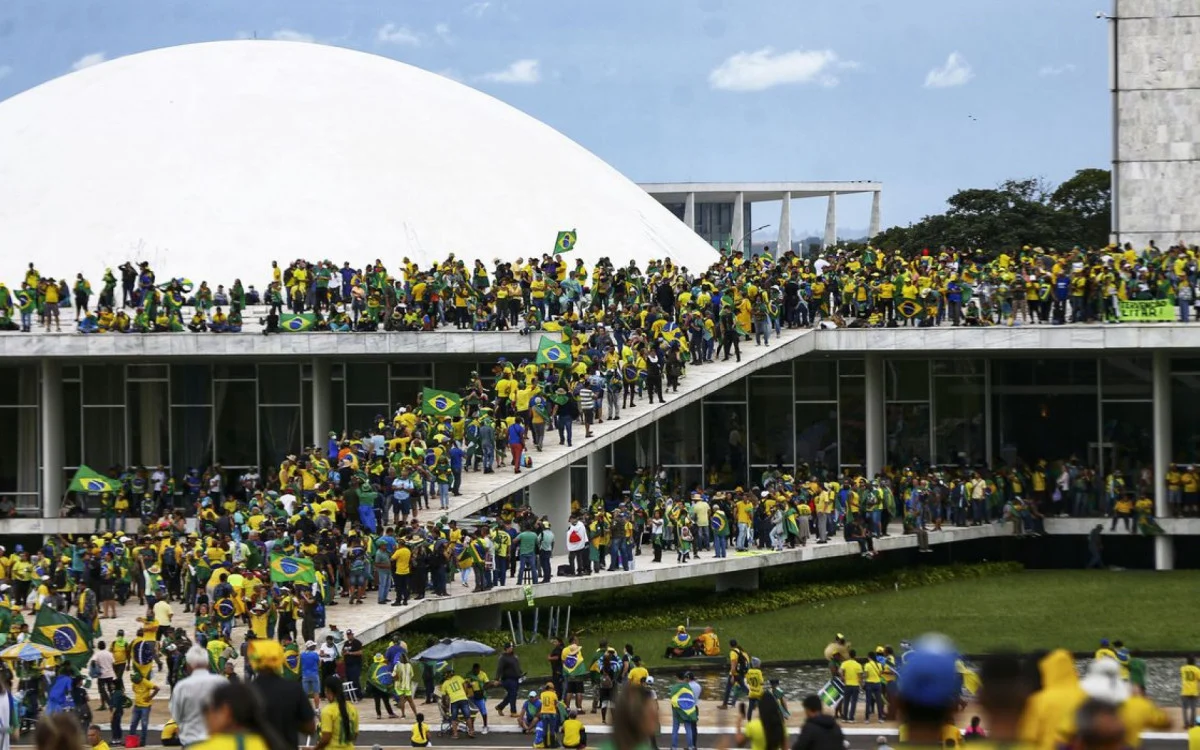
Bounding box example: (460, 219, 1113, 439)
(494, 570, 1200, 671)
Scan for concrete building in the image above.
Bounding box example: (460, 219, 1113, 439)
(641, 182, 883, 255)
(1110, 0, 1200, 247)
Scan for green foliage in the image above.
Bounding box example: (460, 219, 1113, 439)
(873, 169, 1111, 253)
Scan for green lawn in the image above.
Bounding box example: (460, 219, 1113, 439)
(494, 570, 1200, 671)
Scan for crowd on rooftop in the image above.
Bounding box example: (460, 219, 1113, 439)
(3, 240, 1200, 335)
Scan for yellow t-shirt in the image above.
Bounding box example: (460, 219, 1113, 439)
(540, 689, 559, 714)
(391, 546, 412, 575)
(864, 660, 883, 684)
(133, 680, 156, 707)
(1188, 726, 1200, 750)
(442, 675, 469, 703)
(628, 666, 649, 686)
(743, 719, 769, 750)
(840, 660, 864, 687)
(320, 702, 360, 750)
(1182, 664, 1200, 697)
(190, 734, 270, 750)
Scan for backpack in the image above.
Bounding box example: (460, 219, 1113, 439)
(734, 648, 748, 676)
(350, 556, 367, 576)
(162, 547, 177, 569)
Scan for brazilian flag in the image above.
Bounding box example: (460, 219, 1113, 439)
(283, 642, 301, 680)
(270, 554, 317, 584)
(669, 683, 699, 721)
(214, 597, 236, 621)
(67, 465, 119, 494)
(711, 513, 727, 535)
(131, 637, 158, 677)
(554, 230, 577, 255)
(421, 387, 462, 418)
(897, 299, 922, 319)
(562, 645, 588, 678)
(14, 290, 34, 314)
(32, 607, 93, 668)
(367, 659, 394, 691)
(536, 335, 572, 367)
(280, 312, 316, 332)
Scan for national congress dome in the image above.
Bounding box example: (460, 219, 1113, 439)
(0, 41, 718, 288)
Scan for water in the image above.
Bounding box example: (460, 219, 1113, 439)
(651, 657, 1182, 704)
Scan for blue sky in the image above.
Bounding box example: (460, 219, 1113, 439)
(0, 0, 1109, 236)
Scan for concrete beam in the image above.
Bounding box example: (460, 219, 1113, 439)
(824, 193, 837, 249)
(1153, 350, 1173, 571)
(777, 191, 792, 258)
(454, 604, 503, 632)
(683, 192, 695, 231)
(41, 362, 63, 517)
(714, 569, 759, 592)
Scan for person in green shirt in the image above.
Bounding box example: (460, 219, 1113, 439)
(515, 529, 539, 584)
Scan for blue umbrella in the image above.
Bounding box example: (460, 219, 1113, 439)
(413, 638, 496, 661)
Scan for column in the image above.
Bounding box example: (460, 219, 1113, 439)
(683, 192, 696, 232)
(731, 191, 745, 254)
(864, 352, 885, 478)
(312, 358, 332, 449)
(586, 450, 607, 502)
(41, 361, 64, 517)
(777, 191, 792, 258)
(869, 191, 882, 240)
(529, 466, 571, 546)
(1152, 350, 1173, 570)
(823, 192, 838, 249)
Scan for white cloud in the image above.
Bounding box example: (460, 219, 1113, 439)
(437, 68, 464, 82)
(924, 52, 973, 88)
(435, 23, 452, 42)
(272, 29, 315, 43)
(70, 52, 106, 71)
(0, 65, 11, 81)
(708, 48, 851, 92)
(1038, 63, 1077, 77)
(464, 2, 491, 18)
(480, 58, 541, 84)
(377, 23, 422, 46)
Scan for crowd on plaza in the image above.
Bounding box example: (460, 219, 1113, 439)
(3, 240, 1200, 335)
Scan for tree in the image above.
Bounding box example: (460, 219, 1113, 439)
(871, 169, 1111, 255)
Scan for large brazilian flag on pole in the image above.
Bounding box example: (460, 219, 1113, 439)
(421, 388, 462, 418)
(67, 465, 120, 494)
(536, 335, 572, 368)
(32, 607, 94, 669)
(269, 554, 317, 584)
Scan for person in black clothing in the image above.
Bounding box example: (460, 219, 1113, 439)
(791, 694, 845, 750)
(494, 643, 523, 716)
(249, 641, 317, 750)
(720, 307, 741, 362)
(644, 350, 665, 404)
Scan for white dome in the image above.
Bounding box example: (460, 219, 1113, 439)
(0, 40, 716, 289)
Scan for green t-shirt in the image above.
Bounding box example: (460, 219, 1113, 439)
(515, 530, 539, 556)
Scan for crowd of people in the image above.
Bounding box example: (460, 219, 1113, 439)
(3, 241, 1199, 336)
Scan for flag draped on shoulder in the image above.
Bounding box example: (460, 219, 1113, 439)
(280, 312, 316, 332)
(554, 230, 577, 255)
(536, 335, 572, 367)
(421, 387, 462, 417)
(68, 465, 119, 494)
(32, 608, 93, 668)
(269, 554, 317, 584)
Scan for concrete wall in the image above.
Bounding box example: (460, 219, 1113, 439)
(1114, 0, 1200, 245)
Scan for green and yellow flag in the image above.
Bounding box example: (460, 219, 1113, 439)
(269, 554, 317, 584)
(280, 312, 316, 332)
(68, 465, 120, 494)
(32, 607, 93, 668)
(554, 230, 577, 255)
(536, 335, 572, 367)
(421, 387, 462, 417)
(14, 290, 34, 315)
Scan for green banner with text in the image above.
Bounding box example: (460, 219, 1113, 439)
(1118, 299, 1175, 322)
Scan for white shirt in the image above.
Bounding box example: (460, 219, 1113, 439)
(319, 644, 338, 663)
(151, 470, 166, 492)
(91, 649, 116, 679)
(566, 521, 589, 552)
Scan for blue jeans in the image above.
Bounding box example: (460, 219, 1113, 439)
(377, 568, 392, 603)
(713, 534, 728, 558)
(736, 523, 751, 550)
(497, 677, 519, 713)
(439, 482, 450, 509)
(556, 414, 574, 446)
(671, 716, 697, 749)
(518, 553, 538, 584)
(842, 685, 860, 721)
(482, 442, 495, 471)
(130, 706, 151, 744)
(865, 683, 883, 720)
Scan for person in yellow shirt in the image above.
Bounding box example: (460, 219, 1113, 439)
(88, 723, 112, 750)
(863, 654, 885, 723)
(129, 672, 160, 746)
(539, 682, 560, 738)
(1184, 656, 1200, 727)
(839, 651, 864, 722)
(562, 710, 587, 749)
(442, 668, 476, 739)
(627, 657, 649, 687)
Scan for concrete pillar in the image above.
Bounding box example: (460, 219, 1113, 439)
(731, 192, 745, 254)
(869, 191, 882, 240)
(454, 604, 503, 631)
(715, 569, 759, 592)
(529, 466, 571, 547)
(312, 358, 332, 449)
(683, 192, 696, 232)
(864, 352, 885, 478)
(41, 361, 64, 517)
(777, 191, 792, 258)
(586, 450, 607, 503)
(1152, 350, 1173, 570)
(824, 192, 838, 249)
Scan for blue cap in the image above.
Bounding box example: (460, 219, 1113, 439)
(1100, 638, 1110, 646)
(897, 644, 961, 708)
